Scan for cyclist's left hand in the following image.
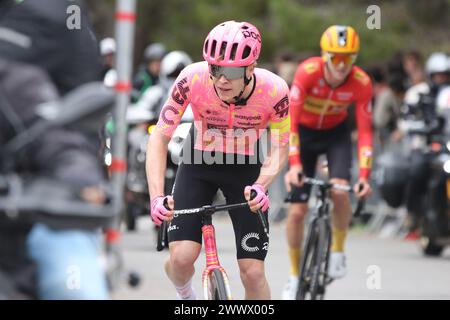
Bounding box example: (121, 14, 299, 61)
(244, 183, 269, 213)
(353, 178, 372, 199)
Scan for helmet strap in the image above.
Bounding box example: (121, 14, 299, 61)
(232, 68, 252, 105)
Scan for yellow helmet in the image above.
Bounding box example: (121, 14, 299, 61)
(320, 25, 360, 54)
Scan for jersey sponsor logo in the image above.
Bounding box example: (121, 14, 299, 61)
(205, 109, 221, 116)
(161, 105, 179, 125)
(289, 133, 300, 146)
(171, 77, 189, 105)
(303, 96, 348, 115)
(353, 70, 370, 86)
(236, 121, 262, 127)
(303, 61, 319, 74)
(167, 224, 179, 232)
(204, 115, 226, 123)
(206, 123, 228, 136)
(336, 91, 353, 100)
(234, 114, 262, 121)
(273, 95, 289, 118)
(205, 123, 256, 137)
(359, 146, 373, 169)
(241, 232, 260, 252)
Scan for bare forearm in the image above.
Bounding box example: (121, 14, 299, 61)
(146, 130, 170, 200)
(255, 144, 289, 190)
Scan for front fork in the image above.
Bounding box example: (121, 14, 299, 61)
(201, 222, 232, 299)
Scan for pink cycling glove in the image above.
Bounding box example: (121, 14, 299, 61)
(150, 196, 170, 226)
(244, 183, 269, 212)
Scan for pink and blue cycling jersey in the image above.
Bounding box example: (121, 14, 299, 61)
(155, 61, 290, 155)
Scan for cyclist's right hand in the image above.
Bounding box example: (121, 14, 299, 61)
(284, 164, 304, 192)
(150, 195, 174, 226)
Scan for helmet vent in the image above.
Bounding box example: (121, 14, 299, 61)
(220, 42, 227, 58)
(204, 40, 209, 54)
(242, 46, 251, 59)
(211, 40, 217, 58)
(230, 43, 238, 60)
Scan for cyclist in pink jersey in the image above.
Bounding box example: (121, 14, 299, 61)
(146, 21, 290, 300)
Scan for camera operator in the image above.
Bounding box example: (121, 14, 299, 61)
(0, 0, 109, 299)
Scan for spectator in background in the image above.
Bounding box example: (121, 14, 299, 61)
(132, 42, 167, 101)
(387, 52, 408, 85)
(274, 52, 299, 87)
(369, 64, 406, 148)
(100, 37, 117, 87)
(385, 73, 407, 142)
(402, 50, 425, 87)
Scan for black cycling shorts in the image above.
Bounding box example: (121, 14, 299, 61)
(290, 120, 352, 203)
(168, 154, 269, 261)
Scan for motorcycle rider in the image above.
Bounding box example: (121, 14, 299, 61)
(401, 52, 450, 237)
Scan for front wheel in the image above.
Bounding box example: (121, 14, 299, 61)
(297, 218, 320, 300)
(207, 269, 229, 300)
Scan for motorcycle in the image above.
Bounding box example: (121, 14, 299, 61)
(397, 86, 450, 256)
(122, 105, 193, 232)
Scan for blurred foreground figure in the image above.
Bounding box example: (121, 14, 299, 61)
(0, 0, 108, 299)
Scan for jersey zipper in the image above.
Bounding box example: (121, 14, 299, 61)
(317, 89, 334, 129)
(228, 103, 235, 129)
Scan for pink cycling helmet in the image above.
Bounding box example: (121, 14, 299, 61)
(203, 20, 262, 67)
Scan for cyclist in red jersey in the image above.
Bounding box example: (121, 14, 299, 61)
(282, 25, 373, 299)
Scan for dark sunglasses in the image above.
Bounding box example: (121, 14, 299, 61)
(209, 64, 246, 80)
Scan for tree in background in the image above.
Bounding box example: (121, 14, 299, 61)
(86, 0, 450, 70)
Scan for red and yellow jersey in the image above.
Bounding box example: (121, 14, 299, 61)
(289, 57, 373, 179)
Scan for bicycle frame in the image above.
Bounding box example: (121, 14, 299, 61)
(157, 197, 266, 300)
(290, 177, 362, 300)
(297, 182, 333, 299)
(201, 215, 233, 300)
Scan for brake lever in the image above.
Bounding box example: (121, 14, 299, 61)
(353, 183, 366, 217)
(156, 197, 170, 252)
(250, 190, 269, 238)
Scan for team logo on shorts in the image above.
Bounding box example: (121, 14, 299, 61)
(241, 232, 260, 252)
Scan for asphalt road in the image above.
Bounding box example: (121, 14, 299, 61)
(112, 215, 450, 300)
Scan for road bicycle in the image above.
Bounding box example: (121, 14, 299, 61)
(157, 191, 269, 300)
(285, 176, 364, 300)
